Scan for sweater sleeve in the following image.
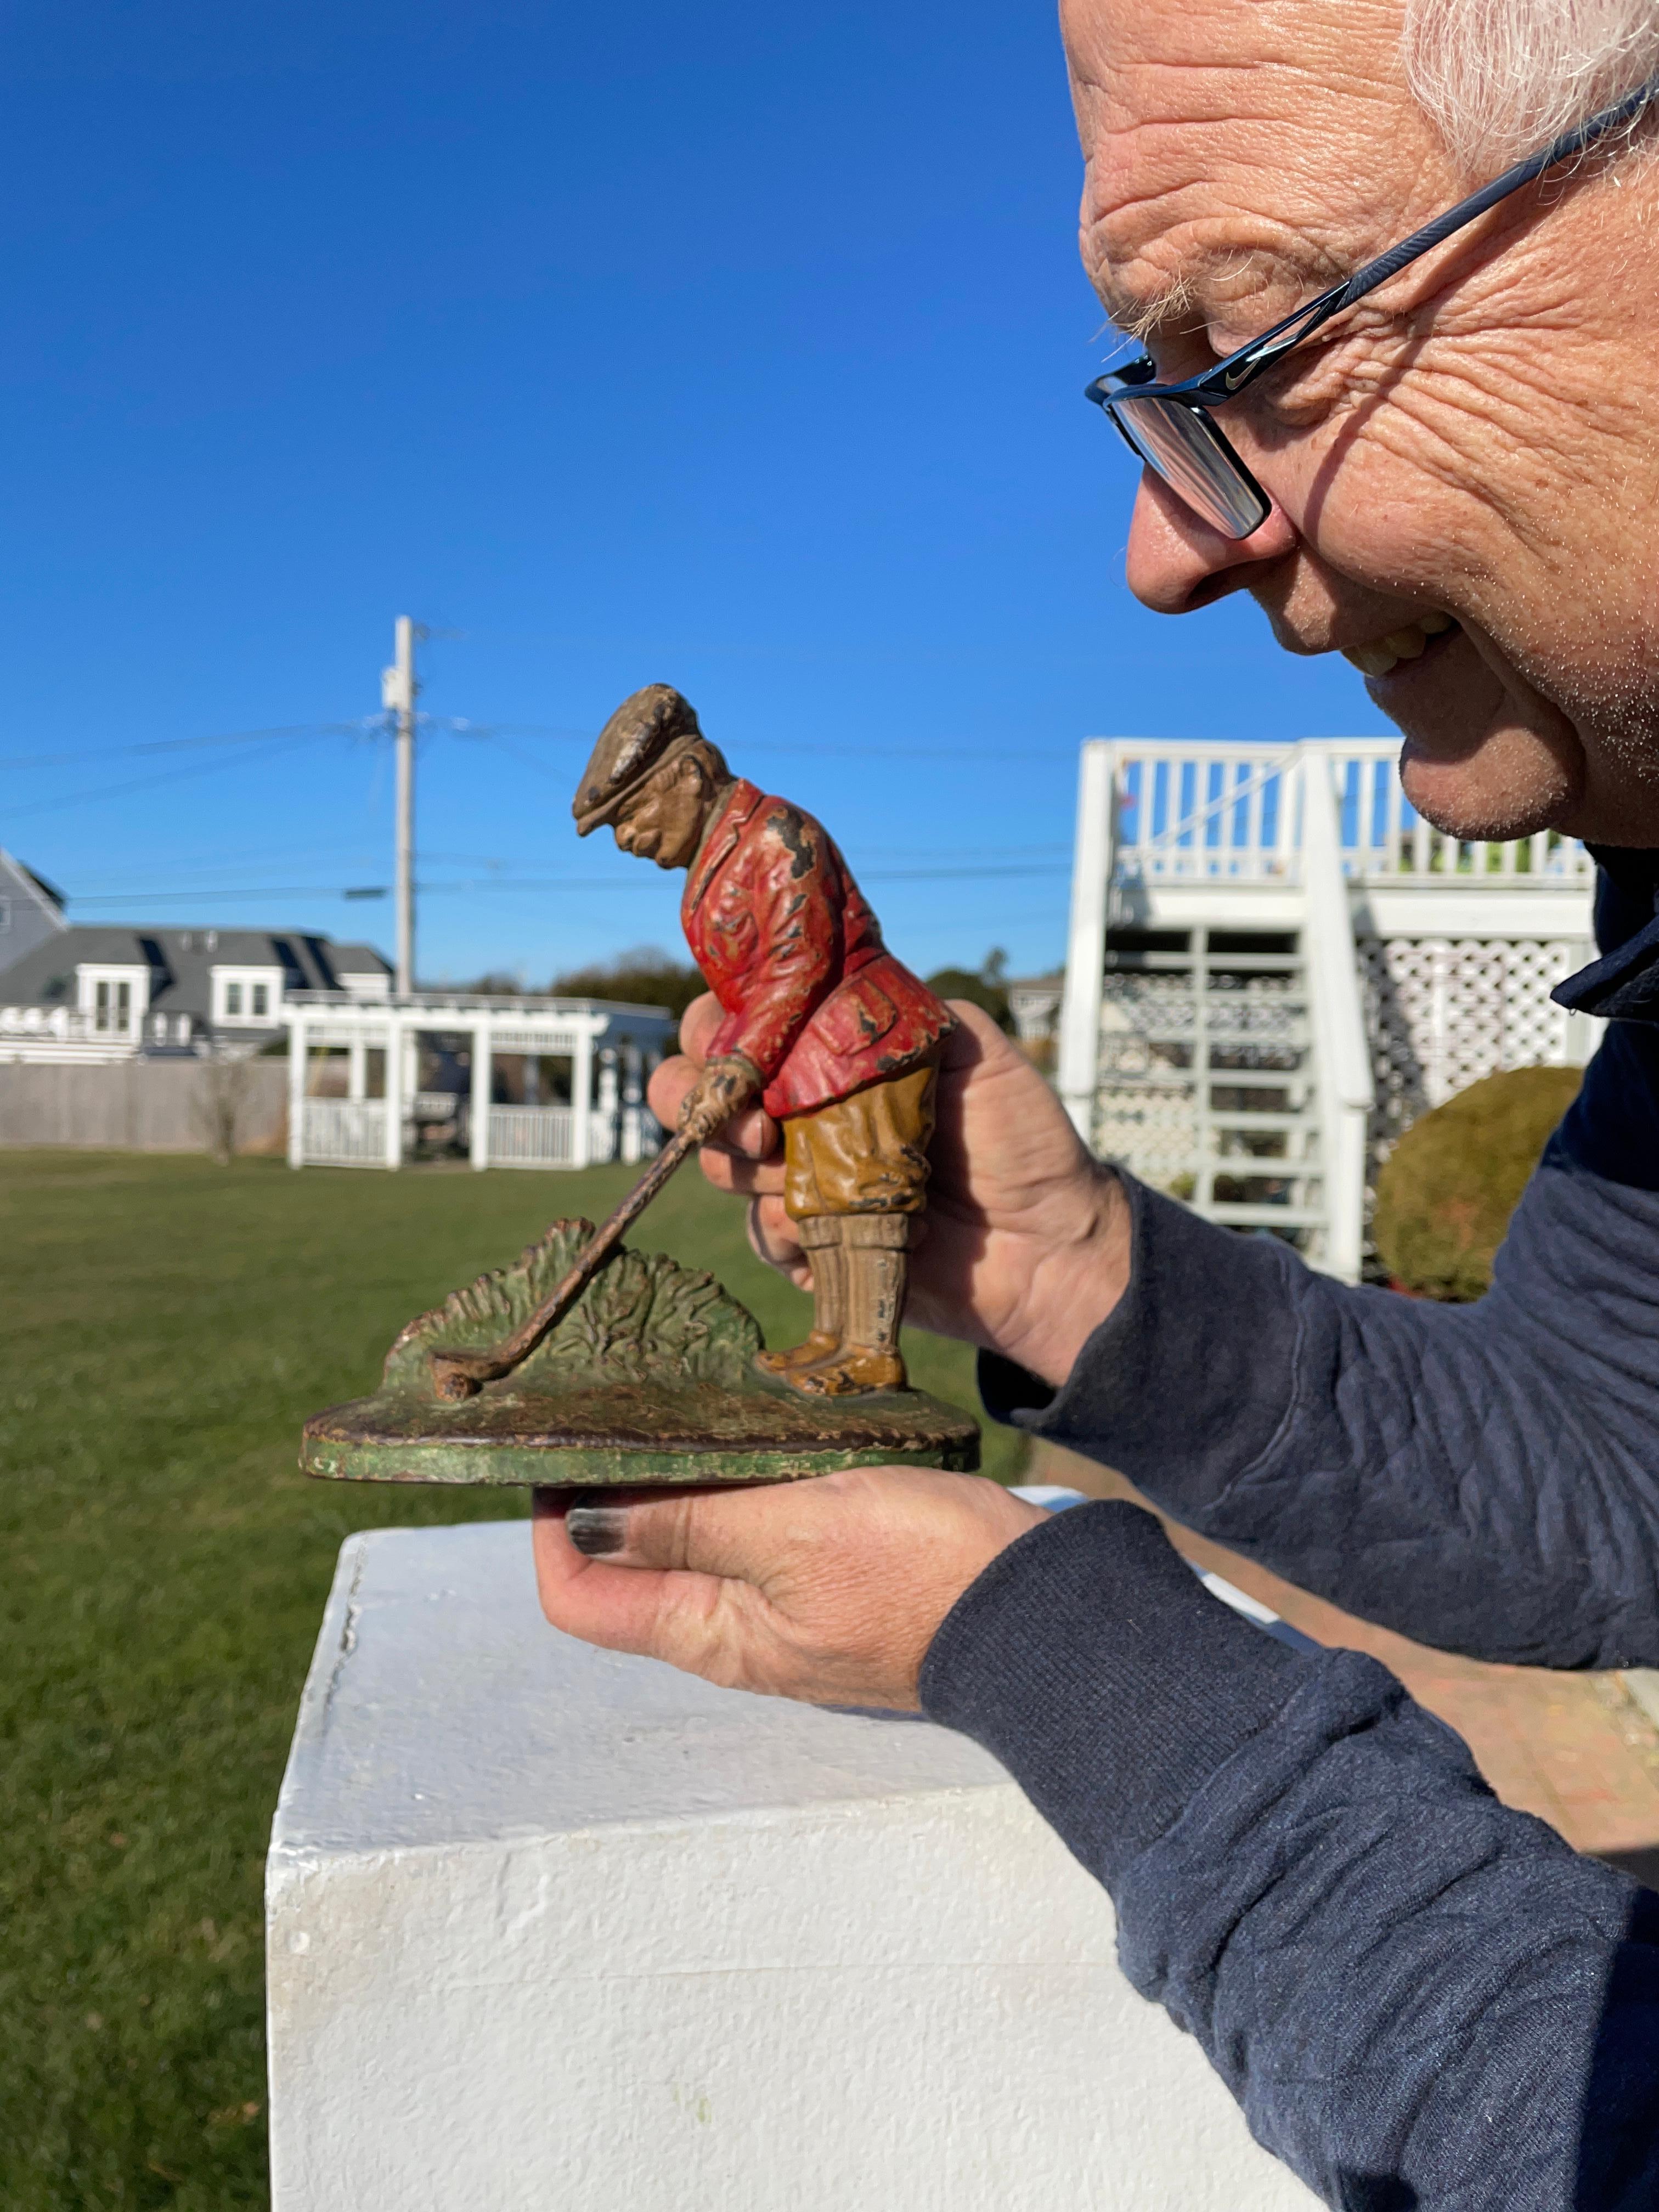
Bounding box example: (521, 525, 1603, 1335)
(987, 1022, 1659, 1670)
(921, 1502, 1659, 2210)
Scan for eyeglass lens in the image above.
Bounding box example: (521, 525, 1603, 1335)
(1113, 394, 1270, 539)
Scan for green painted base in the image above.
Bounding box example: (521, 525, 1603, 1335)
(297, 1216, 980, 1487)
(302, 1372, 979, 1487)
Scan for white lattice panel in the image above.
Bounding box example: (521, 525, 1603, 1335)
(1093, 1084, 1197, 1187)
(1099, 973, 1198, 1043)
(1092, 960, 1319, 1208)
(1360, 936, 1588, 1141)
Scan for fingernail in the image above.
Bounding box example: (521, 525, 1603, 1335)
(567, 1503, 628, 1557)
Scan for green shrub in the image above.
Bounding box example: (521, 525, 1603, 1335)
(548, 946, 705, 1019)
(1373, 1064, 1583, 1300)
(926, 966, 1014, 1032)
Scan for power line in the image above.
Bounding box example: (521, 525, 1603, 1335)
(0, 721, 362, 775)
(4, 730, 333, 822)
(475, 730, 1074, 775)
(65, 861, 1070, 909)
(7, 714, 1069, 827)
(0, 710, 538, 819)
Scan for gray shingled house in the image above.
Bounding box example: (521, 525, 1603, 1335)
(0, 919, 391, 1062)
(0, 848, 70, 972)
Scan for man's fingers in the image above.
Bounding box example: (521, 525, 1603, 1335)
(747, 1194, 808, 1280)
(706, 1104, 779, 1160)
(697, 1145, 786, 1196)
(648, 1054, 779, 1163)
(678, 992, 724, 1059)
(647, 1053, 698, 1127)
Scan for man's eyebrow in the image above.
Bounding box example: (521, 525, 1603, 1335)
(1092, 243, 1327, 346)
(1099, 269, 1201, 342)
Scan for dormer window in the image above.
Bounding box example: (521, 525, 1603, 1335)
(77, 963, 149, 1036)
(211, 966, 283, 1027)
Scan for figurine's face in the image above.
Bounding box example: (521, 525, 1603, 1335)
(611, 761, 709, 870)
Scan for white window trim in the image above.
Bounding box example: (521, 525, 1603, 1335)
(77, 964, 150, 1035)
(211, 966, 285, 1027)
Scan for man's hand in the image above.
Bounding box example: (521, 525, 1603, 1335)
(650, 997, 1131, 1387)
(532, 1470, 1045, 1709)
(674, 1052, 761, 1146)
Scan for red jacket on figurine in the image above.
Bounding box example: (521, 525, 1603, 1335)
(684, 779, 955, 1121)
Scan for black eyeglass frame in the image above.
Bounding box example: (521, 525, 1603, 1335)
(1084, 73, 1659, 539)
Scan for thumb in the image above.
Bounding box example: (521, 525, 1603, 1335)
(566, 1482, 799, 1585)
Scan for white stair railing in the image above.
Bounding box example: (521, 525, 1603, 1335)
(1301, 756, 1375, 1283)
(1058, 743, 1116, 1138)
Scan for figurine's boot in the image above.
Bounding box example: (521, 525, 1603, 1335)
(755, 1217, 845, 1375)
(790, 1215, 909, 1396)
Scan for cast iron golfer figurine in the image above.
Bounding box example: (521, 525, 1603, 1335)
(574, 684, 956, 1397)
(299, 684, 978, 1489)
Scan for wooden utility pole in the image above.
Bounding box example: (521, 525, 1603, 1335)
(382, 616, 420, 994)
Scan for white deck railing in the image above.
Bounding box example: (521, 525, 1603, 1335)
(1107, 738, 1594, 888)
(0, 1003, 139, 1044)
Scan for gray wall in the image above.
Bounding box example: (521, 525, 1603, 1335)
(0, 1058, 288, 1154)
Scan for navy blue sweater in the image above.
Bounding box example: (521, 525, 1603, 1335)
(919, 850, 1659, 2210)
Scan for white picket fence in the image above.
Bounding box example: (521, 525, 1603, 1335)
(484, 1108, 633, 1167)
(301, 1099, 388, 1165)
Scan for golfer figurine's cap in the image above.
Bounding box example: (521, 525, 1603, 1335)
(573, 684, 704, 836)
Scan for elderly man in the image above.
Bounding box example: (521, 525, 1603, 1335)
(536, 2, 1659, 2203)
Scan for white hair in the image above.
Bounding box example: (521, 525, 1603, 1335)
(1403, 0, 1659, 171)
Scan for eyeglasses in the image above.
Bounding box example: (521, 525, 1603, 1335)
(1085, 75, 1659, 539)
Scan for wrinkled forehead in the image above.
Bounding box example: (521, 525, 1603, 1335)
(1060, 0, 1432, 337)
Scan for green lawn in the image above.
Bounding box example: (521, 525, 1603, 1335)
(0, 1149, 1021, 2210)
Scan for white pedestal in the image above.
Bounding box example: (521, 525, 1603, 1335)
(267, 1522, 1314, 2210)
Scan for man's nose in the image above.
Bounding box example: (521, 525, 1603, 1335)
(1125, 470, 1298, 614)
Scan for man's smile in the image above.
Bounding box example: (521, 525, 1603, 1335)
(1340, 611, 1460, 679)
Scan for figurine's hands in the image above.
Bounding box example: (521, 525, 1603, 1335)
(648, 996, 1130, 1389)
(531, 1471, 1045, 1709)
(674, 1053, 761, 1146)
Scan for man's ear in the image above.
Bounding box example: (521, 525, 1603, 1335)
(678, 754, 716, 809)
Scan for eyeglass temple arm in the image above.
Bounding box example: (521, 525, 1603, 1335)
(1223, 72, 1659, 387)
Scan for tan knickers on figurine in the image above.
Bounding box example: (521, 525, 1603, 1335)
(752, 1062, 939, 1397)
(781, 1062, 938, 1218)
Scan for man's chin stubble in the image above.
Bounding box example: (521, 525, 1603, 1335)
(1378, 636, 1583, 840)
(1397, 732, 1579, 840)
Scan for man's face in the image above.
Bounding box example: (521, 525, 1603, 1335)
(611, 761, 709, 870)
(1063, 0, 1659, 843)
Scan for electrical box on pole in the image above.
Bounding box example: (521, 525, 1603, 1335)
(382, 617, 420, 995)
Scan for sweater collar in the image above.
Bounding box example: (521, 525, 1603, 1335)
(1552, 846, 1659, 1023)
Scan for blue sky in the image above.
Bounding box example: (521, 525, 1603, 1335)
(0, 0, 1393, 985)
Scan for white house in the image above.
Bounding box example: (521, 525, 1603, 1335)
(1056, 737, 1600, 1283)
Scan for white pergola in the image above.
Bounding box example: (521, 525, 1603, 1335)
(281, 990, 675, 1171)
